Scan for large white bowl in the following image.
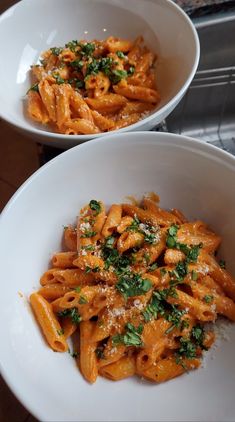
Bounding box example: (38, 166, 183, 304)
(0, 0, 199, 148)
(0, 132, 235, 421)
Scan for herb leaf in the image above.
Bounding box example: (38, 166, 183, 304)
(51, 47, 62, 56)
(116, 51, 126, 59)
(112, 323, 143, 347)
(116, 274, 152, 298)
(89, 200, 101, 215)
(219, 259, 226, 269)
(203, 294, 213, 304)
(58, 307, 81, 325)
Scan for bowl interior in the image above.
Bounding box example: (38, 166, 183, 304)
(0, 132, 235, 422)
(0, 0, 198, 143)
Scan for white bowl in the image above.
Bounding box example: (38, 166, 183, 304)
(0, 132, 235, 422)
(0, 0, 199, 148)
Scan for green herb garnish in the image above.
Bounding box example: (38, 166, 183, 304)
(89, 200, 101, 215)
(191, 325, 207, 349)
(51, 47, 62, 56)
(95, 347, 105, 360)
(65, 40, 79, 52)
(203, 294, 213, 304)
(116, 273, 152, 298)
(70, 59, 84, 70)
(219, 259, 226, 269)
(148, 262, 158, 272)
(116, 51, 126, 59)
(27, 83, 39, 93)
(110, 69, 128, 84)
(191, 270, 198, 281)
(79, 42, 96, 56)
(80, 229, 97, 238)
(112, 323, 143, 347)
(79, 296, 88, 305)
(58, 308, 81, 325)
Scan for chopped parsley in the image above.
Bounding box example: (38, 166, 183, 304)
(27, 83, 39, 93)
(79, 295, 88, 305)
(165, 306, 187, 334)
(148, 262, 158, 272)
(126, 217, 159, 245)
(65, 40, 78, 52)
(57, 329, 64, 336)
(112, 323, 143, 347)
(203, 294, 214, 304)
(85, 266, 99, 273)
(101, 238, 132, 274)
(50, 47, 62, 56)
(75, 79, 85, 89)
(177, 337, 197, 359)
(75, 286, 82, 293)
(166, 225, 202, 264)
(116, 51, 126, 59)
(144, 253, 150, 264)
(191, 270, 198, 281)
(110, 69, 128, 84)
(86, 59, 100, 76)
(160, 268, 167, 276)
(126, 216, 140, 232)
(58, 307, 81, 324)
(89, 200, 101, 215)
(166, 224, 179, 248)
(128, 66, 135, 76)
(70, 59, 83, 70)
(95, 346, 105, 360)
(53, 73, 65, 84)
(142, 288, 178, 323)
(79, 42, 96, 56)
(80, 229, 97, 238)
(104, 235, 116, 249)
(169, 261, 188, 283)
(191, 325, 207, 349)
(81, 244, 95, 252)
(99, 57, 113, 75)
(185, 244, 202, 263)
(116, 273, 152, 298)
(219, 259, 226, 269)
(175, 325, 207, 367)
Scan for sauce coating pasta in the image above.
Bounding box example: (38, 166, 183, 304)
(27, 36, 160, 135)
(30, 195, 235, 383)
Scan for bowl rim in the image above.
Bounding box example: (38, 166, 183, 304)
(0, 0, 200, 142)
(1, 130, 235, 219)
(0, 131, 235, 422)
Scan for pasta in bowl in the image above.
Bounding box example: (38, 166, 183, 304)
(27, 36, 160, 135)
(0, 0, 199, 148)
(0, 131, 234, 421)
(30, 196, 235, 384)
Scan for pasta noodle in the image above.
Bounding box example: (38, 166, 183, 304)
(27, 37, 160, 135)
(29, 195, 235, 384)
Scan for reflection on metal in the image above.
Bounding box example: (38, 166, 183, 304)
(164, 12, 235, 155)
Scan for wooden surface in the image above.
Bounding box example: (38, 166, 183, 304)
(0, 123, 40, 422)
(0, 4, 39, 420)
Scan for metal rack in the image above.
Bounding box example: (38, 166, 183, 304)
(164, 66, 235, 155)
(164, 12, 235, 156)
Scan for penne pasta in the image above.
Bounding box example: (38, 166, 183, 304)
(27, 36, 160, 134)
(29, 194, 235, 385)
(30, 292, 68, 352)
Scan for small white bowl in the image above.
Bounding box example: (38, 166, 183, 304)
(0, 132, 235, 422)
(0, 0, 199, 148)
